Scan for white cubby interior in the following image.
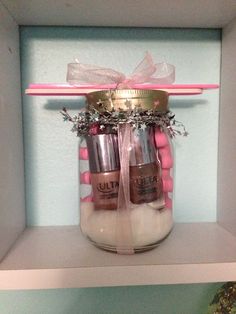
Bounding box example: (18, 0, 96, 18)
(0, 0, 236, 290)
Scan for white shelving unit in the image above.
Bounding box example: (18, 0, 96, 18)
(1, 0, 236, 290)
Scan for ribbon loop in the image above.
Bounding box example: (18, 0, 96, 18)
(67, 52, 175, 86)
(67, 63, 125, 85)
(116, 123, 134, 254)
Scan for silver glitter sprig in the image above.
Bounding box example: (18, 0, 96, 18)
(60, 106, 188, 138)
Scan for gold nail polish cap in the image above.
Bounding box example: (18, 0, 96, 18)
(86, 89, 169, 112)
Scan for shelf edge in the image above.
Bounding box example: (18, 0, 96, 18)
(1, 262, 236, 290)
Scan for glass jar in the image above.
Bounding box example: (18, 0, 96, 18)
(79, 90, 174, 253)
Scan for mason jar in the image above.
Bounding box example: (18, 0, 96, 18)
(79, 90, 174, 253)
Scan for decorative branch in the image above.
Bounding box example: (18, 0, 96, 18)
(60, 106, 188, 138)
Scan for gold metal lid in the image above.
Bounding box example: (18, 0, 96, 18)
(86, 89, 169, 112)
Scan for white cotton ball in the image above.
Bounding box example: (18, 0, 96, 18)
(80, 202, 95, 235)
(158, 208, 173, 239)
(147, 198, 165, 210)
(130, 205, 158, 246)
(161, 208, 174, 236)
(87, 209, 117, 246)
(81, 203, 174, 250)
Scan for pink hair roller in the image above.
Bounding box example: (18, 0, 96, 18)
(154, 128, 169, 148)
(161, 169, 171, 179)
(80, 171, 91, 184)
(81, 194, 93, 202)
(79, 147, 89, 160)
(164, 194, 173, 209)
(162, 177, 173, 193)
(158, 146, 173, 169)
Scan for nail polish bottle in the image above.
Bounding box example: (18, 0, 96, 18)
(86, 133, 120, 210)
(129, 127, 164, 206)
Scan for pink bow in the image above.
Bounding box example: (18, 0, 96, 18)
(67, 52, 175, 87)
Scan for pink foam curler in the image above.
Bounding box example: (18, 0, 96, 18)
(158, 146, 173, 169)
(158, 145, 171, 156)
(162, 177, 173, 193)
(164, 193, 173, 209)
(81, 194, 93, 202)
(154, 128, 169, 148)
(80, 171, 91, 184)
(161, 169, 171, 178)
(79, 147, 89, 160)
(161, 155, 173, 169)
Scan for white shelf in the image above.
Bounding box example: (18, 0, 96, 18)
(2, 0, 236, 28)
(1, 223, 236, 290)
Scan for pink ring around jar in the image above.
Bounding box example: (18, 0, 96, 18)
(162, 177, 173, 193)
(161, 169, 170, 178)
(154, 127, 169, 148)
(158, 146, 173, 169)
(79, 147, 89, 160)
(80, 171, 91, 184)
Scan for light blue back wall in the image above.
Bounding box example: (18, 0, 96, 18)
(20, 27, 221, 226)
(8, 27, 222, 314)
(0, 283, 221, 314)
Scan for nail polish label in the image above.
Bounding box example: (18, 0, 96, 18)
(130, 162, 163, 204)
(91, 171, 120, 210)
(97, 181, 119, 193)
(96, 181, 119, 200)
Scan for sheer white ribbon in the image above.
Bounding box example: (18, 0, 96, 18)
(67, 52, 175, 87)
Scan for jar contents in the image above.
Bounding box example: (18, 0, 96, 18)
(78, 89, 175, 253)
(80, 125, 174, 252)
